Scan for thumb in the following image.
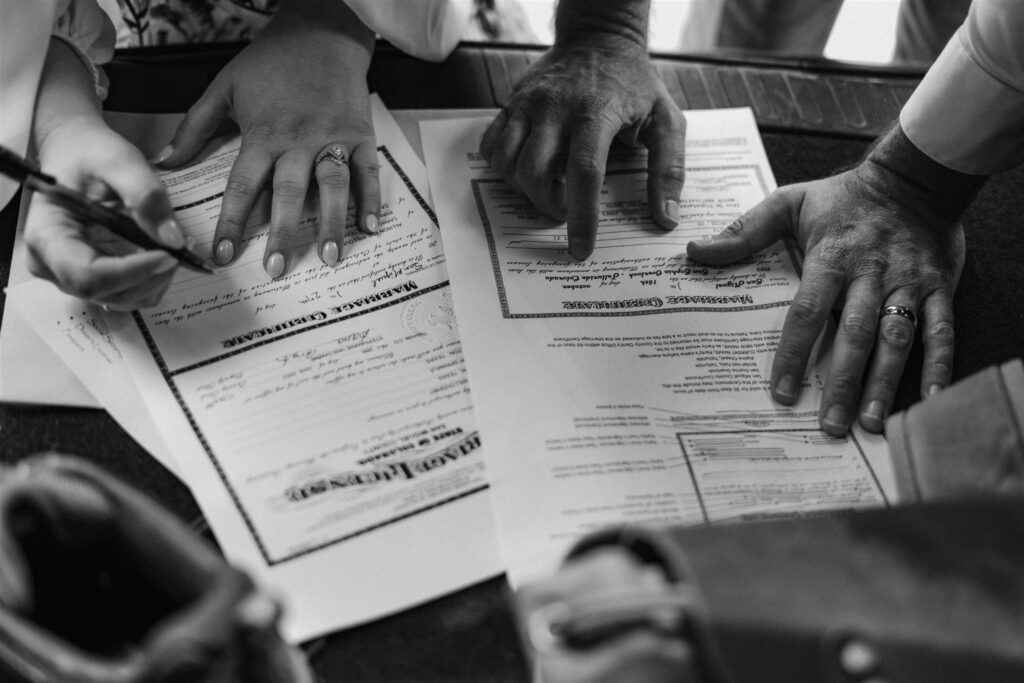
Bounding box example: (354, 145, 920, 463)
(155, 82, 232, 169)
(642, 95, 686, 231)
(687, 185, 803, 265)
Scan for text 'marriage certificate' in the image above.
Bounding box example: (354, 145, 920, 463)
(422, 109, 896, 586)
(111, 100, 501, 640)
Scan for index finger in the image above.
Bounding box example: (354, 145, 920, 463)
(565, 120, 617, 260)
(212, 144, 273, 265)
(771, 257, 846, 405)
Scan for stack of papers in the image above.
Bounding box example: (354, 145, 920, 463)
(0, 99, 896, 640)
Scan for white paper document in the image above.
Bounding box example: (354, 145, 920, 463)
(421, 109, 896, 586)
(9, 100, 501, 641)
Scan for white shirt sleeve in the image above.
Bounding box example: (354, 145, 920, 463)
(51, 0, 116, 99)
(900, 0, 1024, 175)
(344, 0, 472, 62)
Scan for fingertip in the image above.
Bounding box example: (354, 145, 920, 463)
(151, 144, 174, 168)
(214, 239, 236, 266)
(653, 199, 680, 231)
(821, 404, 851, 436)
(569, 237, 594, 261)
(265, 252, 286, 280)
(363, 214, 379, 234)
(771, 373, 801, 405)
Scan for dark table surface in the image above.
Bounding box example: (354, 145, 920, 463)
(1, 43, 1022, 682)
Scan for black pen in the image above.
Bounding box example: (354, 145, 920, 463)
(0, 145, 214, 274)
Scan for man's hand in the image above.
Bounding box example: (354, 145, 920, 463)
(479, 0, 685, 261)
(159, 0, 379, 278)
(688, 127, 981, 435)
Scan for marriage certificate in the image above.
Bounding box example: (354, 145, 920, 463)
(90, 101, 502, 640)
(422, 109, 896, 586)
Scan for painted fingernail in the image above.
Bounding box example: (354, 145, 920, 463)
(214, 239, 235, 265)
(266, 252, 285, 279)
(321, 240, 339, 266)
(364, 214, 379, 233)
(157, 218, 185, 250)
(823, 404, 849, 433)
(154, 256, 178, 274)
(235, 594, 279, 631)
(927, 384, 942, 397)
(862, 400, 886, 427)
(774, 374, 798, 402)
(152, 144, 174, 166)
(663, 199, 680, 225)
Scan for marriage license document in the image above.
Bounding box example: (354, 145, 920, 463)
(61, 101, 503, 640)
(422, 109, 896, 586)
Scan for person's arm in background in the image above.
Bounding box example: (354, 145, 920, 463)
(24, 6, 187, 311)
(479, 0, 686, 261)
(688, 0, 1024, 436)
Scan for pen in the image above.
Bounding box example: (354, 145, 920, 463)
(0, 145, 214, 274)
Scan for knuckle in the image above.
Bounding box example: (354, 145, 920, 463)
(273, 178, 307, 201)
(787, 297, 824, 328)
(839, 311, 876, 344)
(359, 161, 380, 182)
(926, 320, 955, 344)
(318, 164, 351, 185)
(878, 318, 914, 351)
(661, 160, 685, 187)
(773, 348, 807, 373)
(224, 177, 257, 200)
(827, 374, 862, 400)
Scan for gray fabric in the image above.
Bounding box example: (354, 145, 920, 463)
(887, 359, 1024, 502)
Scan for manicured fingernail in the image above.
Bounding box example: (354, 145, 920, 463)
(154, 256, 178, 274)
(927, 384, 942, 397)
(157, 218, 185, 249)
(364, 214, 379, 233)
(569, 239, 591, 260)
(214, 239, 235, 265)
(823, 404, 849, 433)
(236, 594, 279, 631)
(663, 199, 680, 225)
(152, 144, 173, 165)
(266, 252, 285, 279)
(774, 374, 798, 401)
(321, 240, 339, 266)
(862, 400, 886, 427)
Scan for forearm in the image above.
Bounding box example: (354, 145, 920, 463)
(33, 38, 106, 151)
(554, 0, 651, 51)
(277, 0, 374, 61)
(861, 123, 986, 222)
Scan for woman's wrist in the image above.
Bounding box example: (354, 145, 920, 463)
(33, 38, 106, 152)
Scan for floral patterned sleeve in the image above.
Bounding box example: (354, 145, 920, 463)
(51, 0, 116, 99)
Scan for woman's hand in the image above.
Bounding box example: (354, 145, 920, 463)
(25, 38, 183, 311)
(159, 0, 379, 279)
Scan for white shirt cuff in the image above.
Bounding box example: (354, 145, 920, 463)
(901, 32, 1024, 175)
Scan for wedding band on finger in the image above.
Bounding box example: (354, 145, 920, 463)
(314, 143, 348, 169)
(880, 304, 917, 330)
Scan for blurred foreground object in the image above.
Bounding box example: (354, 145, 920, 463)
(517, 359, 1024, 683)
(888, 358, 1024, 501)
(0, 454, 312, 683)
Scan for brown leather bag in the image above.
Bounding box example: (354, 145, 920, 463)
(0, 454, 312, 683)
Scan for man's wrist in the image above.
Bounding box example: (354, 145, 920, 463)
(864, 124, 987, 221)
(554, 0, 651, 52)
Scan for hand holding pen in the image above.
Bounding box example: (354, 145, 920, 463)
(8, 120, 212, 312)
